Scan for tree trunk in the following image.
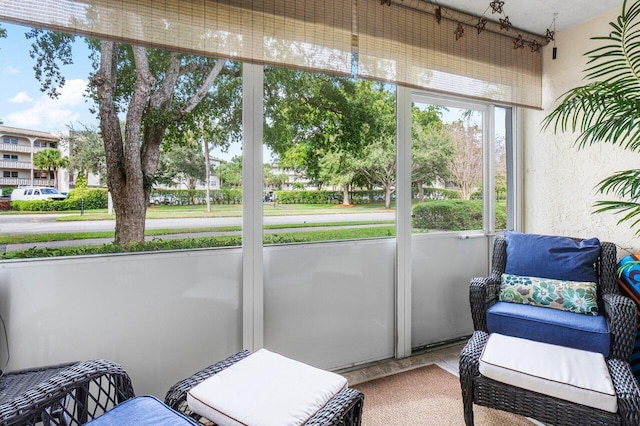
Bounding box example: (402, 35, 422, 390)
(385, 184, 392, 209)
(204, 140, 211, 213)
(342, 186, 350, 205)
(417, 180, 424, 202)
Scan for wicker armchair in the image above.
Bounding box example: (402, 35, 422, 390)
(165, 350, 364, 426)
(460, 236, 640, 426)
(0, 359, 135, 426)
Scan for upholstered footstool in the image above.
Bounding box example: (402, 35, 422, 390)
(460, 331, 640, 426)
(165, 349, 364, 426)
(86, 395, 199, 425)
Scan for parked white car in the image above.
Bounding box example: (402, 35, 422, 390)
(11, 187, 67, 201)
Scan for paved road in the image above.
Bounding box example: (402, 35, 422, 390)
(0, 212, 395, 235)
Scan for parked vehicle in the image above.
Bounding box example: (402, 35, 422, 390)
(11, 187, 66, 201)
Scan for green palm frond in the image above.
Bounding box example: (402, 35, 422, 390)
(595, 168, 640, 233)
(596, 168, 640, 199)
(542, 0, 640, 151)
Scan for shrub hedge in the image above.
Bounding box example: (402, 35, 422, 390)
(151, 189, 242, 205)
(10, 188, 109, 211)
(412, 200, 507, 230)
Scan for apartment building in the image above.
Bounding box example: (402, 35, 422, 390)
(0, 125, 61, 190)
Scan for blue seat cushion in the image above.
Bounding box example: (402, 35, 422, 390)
(86, 395, 199, 426)
(486, 301, 610, 357)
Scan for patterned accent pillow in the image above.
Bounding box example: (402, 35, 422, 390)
(499, 273, 599, 316)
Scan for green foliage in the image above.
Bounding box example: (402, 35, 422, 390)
(11, 189, 108, 211)
(2, 188, 14, 196)
(274, 190, 339, 204)
(421, 187, 461, 199)
(66, 124, 106, 179)
(150, 189, 241, 205)
(273, 189, 388, 204)
(216, 156, 243, 189)
(65, 188, 108, 209)
(412, 200, 507, 230)
(542, 1, 640, 233)
(0, 227, 397, 259)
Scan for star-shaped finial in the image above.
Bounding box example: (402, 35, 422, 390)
(490, 1, 505, 14)
(454, 23, 465, 40)
(476, 17, 487, 34)
(513, 34, 525, 49)
(500, 16, 512, 31)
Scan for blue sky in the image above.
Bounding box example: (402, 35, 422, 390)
(0, 22, 98, 134)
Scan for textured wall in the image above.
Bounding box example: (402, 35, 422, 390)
(523, 5, 640, 253)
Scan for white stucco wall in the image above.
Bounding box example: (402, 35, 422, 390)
(523, 4, 640, 253)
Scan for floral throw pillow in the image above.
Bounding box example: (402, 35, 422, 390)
(499, 273, 599, 316)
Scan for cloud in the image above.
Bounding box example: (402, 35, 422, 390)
(4, 66, 19, 75)
(8, 92, 33, 104)
(4, 79, 90, 131)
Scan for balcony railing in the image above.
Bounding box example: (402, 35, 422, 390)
(0, 160, 32, 170)
(0, 177, 50, 186)
(0, 144, 31, 154)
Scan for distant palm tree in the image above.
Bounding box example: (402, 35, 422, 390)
(33, 148, 69, 189)
(543, 0, 640, 233)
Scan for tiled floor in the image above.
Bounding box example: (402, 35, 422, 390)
(340, 341, 465, 386)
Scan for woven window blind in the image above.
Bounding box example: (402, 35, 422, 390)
(0, 0, 354, 75)
(0, 0, 542, 107)
(357, 0, 542, 108)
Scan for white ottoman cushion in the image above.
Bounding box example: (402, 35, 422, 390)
(186, 349, 348, 426)
(479, 333, 617, 413)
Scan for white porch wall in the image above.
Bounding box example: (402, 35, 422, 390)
(523, 4, 640, 252)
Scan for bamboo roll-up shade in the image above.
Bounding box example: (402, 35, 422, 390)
(357, 0, 542, 108)
(0, 0, 354, 76)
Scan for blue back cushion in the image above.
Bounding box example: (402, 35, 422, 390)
(504, 231, 600, 283)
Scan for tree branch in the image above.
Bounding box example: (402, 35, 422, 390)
(181, 58, 228, 114)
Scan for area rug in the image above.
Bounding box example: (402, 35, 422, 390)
(352, 364, 534, 425)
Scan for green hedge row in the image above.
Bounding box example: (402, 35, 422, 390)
(151, 189, 242, 205)
(422, 187, 461, 200)
(10, 188, 108, 211)
(412, 200, 507, 230)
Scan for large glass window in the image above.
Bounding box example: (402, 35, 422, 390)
(0, 22, 242, 259)
(411, 103, 484, 234)
(262, 67, 396, 245)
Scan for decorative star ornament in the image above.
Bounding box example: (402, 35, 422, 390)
(476, 17, 487, 34)
(500, 16, 512, 31)
(529, 40, 542, 52)
(490, 1, 505, 14)
(380, 0, 392, 5)
(454, 23, 465, 40)
(435, 6, 442, 24)
(513, 34, 525, 49)
(545, 28, 555, 43)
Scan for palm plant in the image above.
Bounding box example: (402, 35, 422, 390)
(542, 0, 640, 233)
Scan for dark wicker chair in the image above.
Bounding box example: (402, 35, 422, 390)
(459, 236, 640, 426)
(0, 359, 135, 426)
(165, 350, 364, 426)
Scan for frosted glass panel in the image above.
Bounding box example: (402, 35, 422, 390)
(411, 234, 487, 348)
(0, 249, 243, 396)
(264, 239, 395, 370)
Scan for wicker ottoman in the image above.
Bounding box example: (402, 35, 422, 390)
(165, 350, 364, 426)
(460, 331, 640, 426)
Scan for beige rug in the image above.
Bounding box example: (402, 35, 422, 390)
(352, 364, 534, 426)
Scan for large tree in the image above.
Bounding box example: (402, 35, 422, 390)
(28, 30, 240, 245)
(448, 119, 483, 200)
(65, 123, 106, 184)
(411, 106, 454, 201)
(264, 70, 391, 204)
